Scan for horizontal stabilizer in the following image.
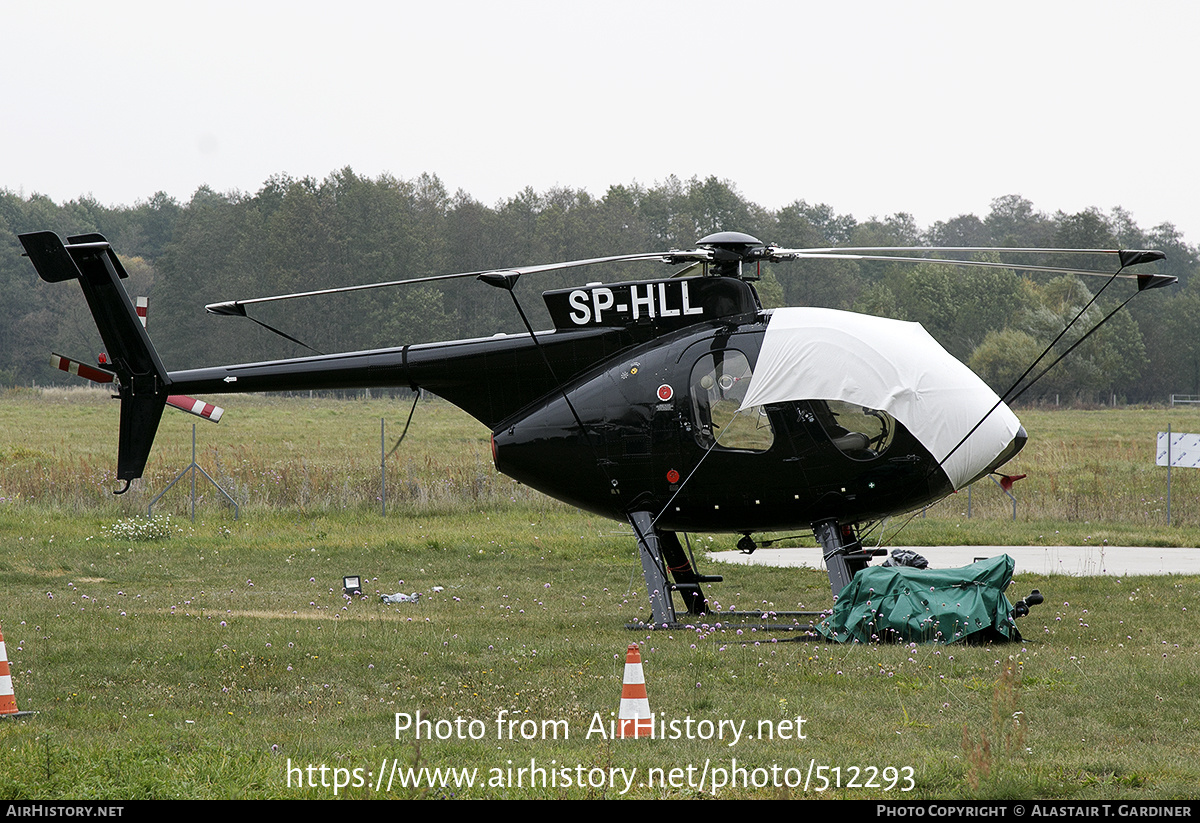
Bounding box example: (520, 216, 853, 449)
(20, 231, 163, 382)
(65, 233, 131, 279)
(20, 231, 86, 282)
(50, 353, 115, 384)
(167, 395, 225, 423)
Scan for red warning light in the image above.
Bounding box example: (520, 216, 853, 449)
(666, 469, 680, 484)
(657, 384, 673, 401)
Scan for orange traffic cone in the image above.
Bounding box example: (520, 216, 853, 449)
(0, 621, 23, 717)
(618, 643, 652, 738)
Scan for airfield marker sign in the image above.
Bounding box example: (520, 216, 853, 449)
(1156, 428, 1200, 468)
(1156, 426, 1200, 524)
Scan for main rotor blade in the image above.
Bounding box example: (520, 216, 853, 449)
(204, 241, 1172, 318)
(205, 250, 710, 316)
(765, 247, 1169, 284)
(771, 245, 1154, 257)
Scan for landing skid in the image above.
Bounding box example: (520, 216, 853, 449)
(628, 610, 825, 639)
(628, 514, 883, 629)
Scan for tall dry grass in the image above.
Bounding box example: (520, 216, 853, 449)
(3, 388, 1198, 529)
(0, 387, 541, 516)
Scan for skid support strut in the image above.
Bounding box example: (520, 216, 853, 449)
(813, 519, 882, 597)
(629, 511, 719, 625)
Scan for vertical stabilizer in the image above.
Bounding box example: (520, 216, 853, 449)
(20, 231, 171, 485)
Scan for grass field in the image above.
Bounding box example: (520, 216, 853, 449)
(1, 389, 1199, 799)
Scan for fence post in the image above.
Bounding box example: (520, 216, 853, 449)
(988, 474, 1018, 521)
(148, 424, 239, 521)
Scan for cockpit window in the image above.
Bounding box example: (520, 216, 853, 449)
(812, 399, 894, 460)
(690, 350, 774, 451)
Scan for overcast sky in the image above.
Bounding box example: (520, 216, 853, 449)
(6, 0, 1198, 245)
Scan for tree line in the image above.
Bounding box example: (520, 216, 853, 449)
(2, 170, 1197, 403)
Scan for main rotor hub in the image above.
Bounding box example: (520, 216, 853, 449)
(696, 231, 765, 277)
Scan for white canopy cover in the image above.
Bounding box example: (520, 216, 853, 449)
(739, 307, 1022, 490)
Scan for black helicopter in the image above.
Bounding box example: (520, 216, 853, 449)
(19, 230, 1172, 626)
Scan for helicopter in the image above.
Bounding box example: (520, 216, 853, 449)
(18, 229, 1173, 627)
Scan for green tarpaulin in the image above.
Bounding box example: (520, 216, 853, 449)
(817, 555, 1022, 644)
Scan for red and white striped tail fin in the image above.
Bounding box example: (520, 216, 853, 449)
(166, 395, 224, 423)
(49, 352, 115, 384)
(136, 296, 148, 328)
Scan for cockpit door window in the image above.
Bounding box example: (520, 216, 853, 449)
(689, 350, 774, 452)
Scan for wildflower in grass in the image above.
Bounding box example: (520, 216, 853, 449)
(102, 515, 177, 542)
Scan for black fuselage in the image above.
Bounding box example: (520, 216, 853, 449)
(167, 275, 952, 532)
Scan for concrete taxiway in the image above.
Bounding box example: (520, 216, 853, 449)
(709, 545, 1200, 577)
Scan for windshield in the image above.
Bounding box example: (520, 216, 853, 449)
(811, 399, 894, 460)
